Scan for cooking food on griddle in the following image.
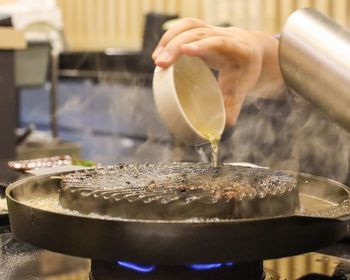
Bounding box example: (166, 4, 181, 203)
(59, 163, 299, 220)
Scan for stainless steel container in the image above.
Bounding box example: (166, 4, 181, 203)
(279, 8, 350, 132)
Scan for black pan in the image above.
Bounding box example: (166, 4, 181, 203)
(5, 168, 350, 265)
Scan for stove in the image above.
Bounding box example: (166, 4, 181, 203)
(89, 255, 350, 280)
(1, 224, 350, 280)
(90, 260, 265, 280)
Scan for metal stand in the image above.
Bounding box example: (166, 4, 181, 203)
(50, 49, 59, 138)
(0, 51, 16, 159)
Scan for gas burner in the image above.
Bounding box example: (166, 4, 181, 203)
(90, 260, 268, 280)
(1, 229, 350, 280)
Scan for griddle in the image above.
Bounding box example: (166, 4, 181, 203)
(59, 163, 299, 220)
(5, 164, 350, 264)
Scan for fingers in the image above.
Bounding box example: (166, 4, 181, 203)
(223, 94, 245, 126)
(152, 20, 262, 126)
(219, 73, 246, 126)
(154, 29, 228, 68)
(181, 36, 253, 70)
(154, 32, 251, 70)
(152, 18, 209, 60)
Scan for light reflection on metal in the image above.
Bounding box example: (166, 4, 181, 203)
(117, 261, 156, 273)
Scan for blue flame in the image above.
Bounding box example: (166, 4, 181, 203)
(188, 262, 234, 270)
(116, 261, 234, 273)
(117, 261, 156, 273)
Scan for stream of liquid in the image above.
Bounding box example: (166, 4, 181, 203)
(199, 130, 221, 167)
(174, 65, 223, 168)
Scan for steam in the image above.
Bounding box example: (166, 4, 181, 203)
(221, 92, 350, 184)
(53, 78, 186, 163)
(23, 72, 350, 185)
(63, 79, 350, 185)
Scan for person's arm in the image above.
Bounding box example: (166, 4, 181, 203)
(152, 18, 286, 125)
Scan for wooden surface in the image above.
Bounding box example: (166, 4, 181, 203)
(57, 0, 350, 51)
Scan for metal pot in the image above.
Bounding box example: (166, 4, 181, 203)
(279, 8, 350, 132)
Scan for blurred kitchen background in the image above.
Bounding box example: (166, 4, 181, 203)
(58, 0, 350, 50)
(2, 0, 350, 184)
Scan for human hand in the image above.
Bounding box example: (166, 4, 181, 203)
(152, 18, 284, 125)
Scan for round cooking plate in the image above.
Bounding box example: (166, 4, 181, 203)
(5, 165, 350, 264)
(59, 163, 300, 220)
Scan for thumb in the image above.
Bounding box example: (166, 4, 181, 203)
(224, 94, 244, 126)
(219, 75, 246, 126)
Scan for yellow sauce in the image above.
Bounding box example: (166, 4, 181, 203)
(174, 67, 223, 167)
(199, 130, 221, 167)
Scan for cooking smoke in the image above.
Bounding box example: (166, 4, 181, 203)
(20, 63, 350, 186)
(20, 76, 350, 221)
(223, 92, 350, 185)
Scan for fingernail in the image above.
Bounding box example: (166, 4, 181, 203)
(152, 46, 163, 59)
(156, 49, 171, 63)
